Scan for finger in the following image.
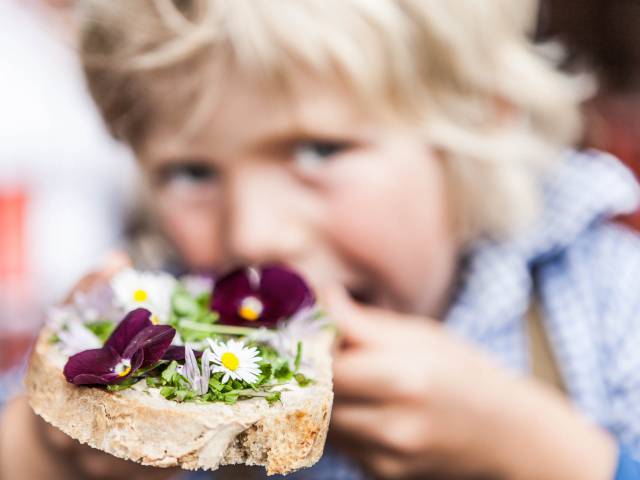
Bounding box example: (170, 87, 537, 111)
(324, 285, 441, 349)
(332, 403, 432, 466)
(331, 403, 402, 453)
(329, 426, 410, 480)
(74, 450, 152, 480)
(323, 285, 390, 348)
(73, 443, 178, 480)
(100, 250, 132, 276)
(333, 350, 396, 401)
(39, 420, 76, 452)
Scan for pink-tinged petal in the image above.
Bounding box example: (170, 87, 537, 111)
(105, 308, 153, 355)
(123, 325, 175, 367)
(63, 347, 120, 384)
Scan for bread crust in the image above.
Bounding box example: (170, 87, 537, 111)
(25, 329, 333, 475)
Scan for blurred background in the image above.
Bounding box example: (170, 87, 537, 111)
(0, 0, 639, 387)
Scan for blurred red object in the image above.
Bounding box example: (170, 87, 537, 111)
(0, 186, 36, 370)
(0, 187, 28, 279)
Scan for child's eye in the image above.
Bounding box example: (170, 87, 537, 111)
(156, 161, 218, 187)
(293, 140, 351, 170)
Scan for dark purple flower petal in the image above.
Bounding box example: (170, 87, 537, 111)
(210, 268, 253, 322)
(122, 325, 175, 367)
(162, 346, 203, 361)
(260, 266, 315, 324)
(63, 347, 121, 385)
(212, 265, 314, 327)
(105, 308, 153, 355)
(130, 348, 145, 372)
(63, 309, 177, 387)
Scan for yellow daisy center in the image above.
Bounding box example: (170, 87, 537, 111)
(221, 352, 240, 371)
(133, 289, 148, 302)
(238, 296, 263, 321)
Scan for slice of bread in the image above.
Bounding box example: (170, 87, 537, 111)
(25, 328, 334, 475)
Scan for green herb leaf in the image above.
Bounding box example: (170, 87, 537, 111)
(223, 393, 239, 404)
(160, 386, 176, 399)
(294, 373, 313, 387)
(162, 360, 179, 383)
(172, 291, 201, 317)
(274, 360, 293, 382)
(265, 391, 282, 404)
(294, 341, 303, 371)
(85, 320, 116, 344)
(146, 376, 164, 388)
(196, 292, 212, 309)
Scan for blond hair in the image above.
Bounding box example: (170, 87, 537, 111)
(78, 0, 589, 242)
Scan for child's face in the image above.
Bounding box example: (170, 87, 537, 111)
(140, 71, 461, 317)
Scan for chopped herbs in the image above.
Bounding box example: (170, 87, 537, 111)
(137, 340, 312, 405)
(148, 363, 287, 405)
(294, 373, 313, 387)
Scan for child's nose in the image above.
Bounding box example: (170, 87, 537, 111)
(223, 167, 309, 266)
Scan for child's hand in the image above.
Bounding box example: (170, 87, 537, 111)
(327, 289, 617, 480)
(1, 396, 178, 480)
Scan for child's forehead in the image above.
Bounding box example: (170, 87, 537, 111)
(140, 68, 384, 159)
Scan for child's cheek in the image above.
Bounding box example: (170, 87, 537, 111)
(323, 144, 459, 315)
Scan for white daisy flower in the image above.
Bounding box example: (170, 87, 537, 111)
(207, 338, 262, 384)
(111, 268, 176, 323)
(177, 345, 211, 395)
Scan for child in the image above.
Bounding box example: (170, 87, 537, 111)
(4, 0, 640, 478)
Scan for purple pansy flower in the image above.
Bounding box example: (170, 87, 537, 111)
(63, 308, 175, 385)
(211, 265, 315, 328)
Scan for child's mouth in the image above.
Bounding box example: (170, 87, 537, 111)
(347, 287, 376, 307)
